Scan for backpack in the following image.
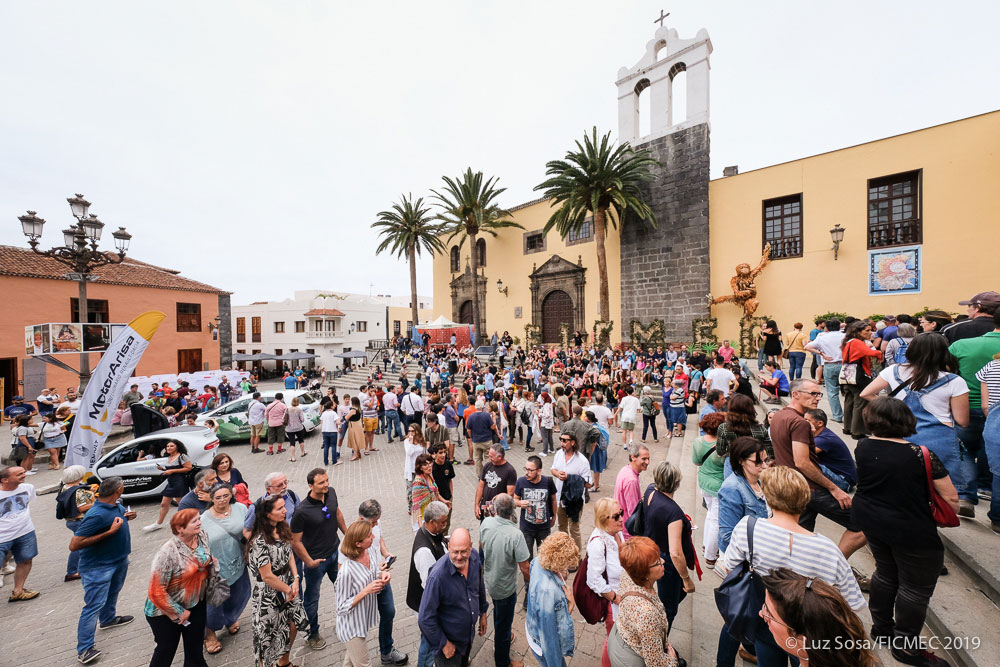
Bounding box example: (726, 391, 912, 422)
(893, 339, 910, 364)
(55, 484, 80, 520)
(520, 407, 530, 425)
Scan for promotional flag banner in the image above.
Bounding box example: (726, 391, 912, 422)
(65, 311, 166, 469)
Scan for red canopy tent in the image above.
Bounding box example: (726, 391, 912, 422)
(416, 316, 473, 348)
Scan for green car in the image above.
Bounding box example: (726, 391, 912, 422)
(195, 389, 321, 442)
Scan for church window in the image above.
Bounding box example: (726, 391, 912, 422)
(449, 246, 460, 272)
(566, 219, 594, 245)
(524, 231, 546, 254)
(762, 194, 803, 259)
(867, 170, 921, 248)
(476, 238, 486, 266)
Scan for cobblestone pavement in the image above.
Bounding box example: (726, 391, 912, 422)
(1, 380, 881, 667)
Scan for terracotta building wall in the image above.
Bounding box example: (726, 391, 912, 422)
(0, 276, 221, 400)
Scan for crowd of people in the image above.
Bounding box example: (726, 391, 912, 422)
(2, 290, 999, 667)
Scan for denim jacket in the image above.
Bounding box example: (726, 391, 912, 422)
(717, 473, 769, 553)
(525, 559, 575, 665)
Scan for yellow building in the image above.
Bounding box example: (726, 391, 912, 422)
(709, 109, 1000, 342)
(430, 26, 1000, 349)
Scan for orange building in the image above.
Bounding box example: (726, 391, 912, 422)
(0, 245, 230, 407)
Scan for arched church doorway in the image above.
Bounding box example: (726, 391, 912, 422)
(458, 300, 474, 326)
(541, 290, 574, 343)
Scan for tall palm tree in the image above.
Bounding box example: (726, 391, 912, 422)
(373, 193, 445, 334)
(433, 168, 522, 339)
(534, 127, 660, 339)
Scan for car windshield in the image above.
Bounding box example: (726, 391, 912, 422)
(297, 393, 316, 404)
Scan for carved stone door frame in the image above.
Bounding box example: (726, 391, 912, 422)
(529, 255, 586, 335)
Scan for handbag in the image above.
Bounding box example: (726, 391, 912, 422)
(714, 515, 765, 643)
(838, 362, 859, 385)
(919, 446, 960, 528)
(206, 562, 232, 607)
(573, 536, 609, 624)
(624, 484, 653, 537)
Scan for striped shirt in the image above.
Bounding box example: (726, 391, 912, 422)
(722, 516, 866, 611)
(334, 544, 381, 642)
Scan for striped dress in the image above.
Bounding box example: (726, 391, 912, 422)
(334, 543, 381, 643)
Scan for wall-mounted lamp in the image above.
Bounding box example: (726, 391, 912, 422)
(496, 278, 508, 297)
(830, 224, 845, 260)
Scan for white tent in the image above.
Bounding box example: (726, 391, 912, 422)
(418, 315, 463, 329)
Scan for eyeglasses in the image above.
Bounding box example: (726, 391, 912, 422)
(794, 390, 824, 399)
(760, 600, 793, 629)
(651, 558, 665, 568)
(524, 467, 539, 472)
(611, 511, 624, 520)
(752, 457, 772, 467)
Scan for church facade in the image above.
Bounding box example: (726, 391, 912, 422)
(431, 25, 1000, 347)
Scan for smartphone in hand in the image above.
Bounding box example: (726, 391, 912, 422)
(384, 555, 397, 569)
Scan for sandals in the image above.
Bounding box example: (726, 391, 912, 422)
(289, 458, 297, 462)
(8, 589, 39, 602)
(227, 622, 240, 634)
(204, 638, 223, 654)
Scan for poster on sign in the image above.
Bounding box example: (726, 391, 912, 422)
(53, 323, 83, 352)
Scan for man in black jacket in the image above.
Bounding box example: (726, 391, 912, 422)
(407, 501, 449, 667)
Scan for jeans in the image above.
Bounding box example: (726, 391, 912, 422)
(378, 411, 386, 434)
(385, 410, 403, 440)
(206, 568, 252, 631)
(540, 427, 554, 454)
(522, 527, 551, 559)
(377, 581, 396, 656)
(77, 557, 129, 654)
(417, 634, 436, 667)
(147, 601, 208, 667)
(787, 351, 806, 379)
(525, 425, 534, 449)
(492, 593, 517, 667)
(956, 407, 992, 496)
(983, 408, 1000, 523)
(757, 346, 767, 371)
(322, 432, 339, 465)
(867, 535, 943, 642)
(642, 414, 658, 440)
(822, 363, 843, 422)
(303, 552, 338, 639)
(716, 626, 758, 667)
(66, 520, 82, 575)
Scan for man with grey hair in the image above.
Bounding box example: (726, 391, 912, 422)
(243, 472, 299, 534)
(358, 499, 408, 665)
(614, 442, 650, 538)
(69, 476, 137, 664)
(176, 468, 218, 512)
(466, 399, 498, 477)
(480, 494, 530, 667)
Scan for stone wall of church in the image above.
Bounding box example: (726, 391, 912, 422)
(619, 122, 710, 342)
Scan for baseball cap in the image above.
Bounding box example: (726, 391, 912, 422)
(958, 291, 1000, 306)
(12, 395, 23, 401)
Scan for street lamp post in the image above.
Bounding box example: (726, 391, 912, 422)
(18, 194, 132, 390)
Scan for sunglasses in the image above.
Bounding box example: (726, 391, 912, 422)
(321, 505, 332, 520)
(524, 467, 539, 472)
(611, 511, 624, 520)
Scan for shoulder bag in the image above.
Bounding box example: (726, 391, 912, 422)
(714, 515, 765, 643)
(624, 484, 653, 537)
(573, 535, 609, 624)
(919, 446, 960, 528)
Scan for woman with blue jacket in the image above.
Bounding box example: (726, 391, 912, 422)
(717, 436, 771, 554)
(525, 531, 579, 667)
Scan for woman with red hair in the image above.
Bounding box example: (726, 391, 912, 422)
(144, 508, 213, 667)
(603, 536, 682, 666)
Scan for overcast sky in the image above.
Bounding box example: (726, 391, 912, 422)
(2, 1, 998, 306)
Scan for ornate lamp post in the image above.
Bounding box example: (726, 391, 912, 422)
(18, 194, 132, 389)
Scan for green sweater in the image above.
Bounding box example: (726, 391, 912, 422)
(691, 435, 725, 495)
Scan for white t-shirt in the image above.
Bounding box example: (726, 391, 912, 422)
(404, 437, 425, 481)
(589, 404, 613, 429)
(618, 396, 640, 423)
(320, 410, 340, 433)
(705, 368, 737, 397)
(41, 422, 64, 439)
(550, 450, 592, 504)
(809, 331, 846, 364)
(878, 365, 968, 426)
(0, 483, 36, 542)
(59, 398, 82, 415)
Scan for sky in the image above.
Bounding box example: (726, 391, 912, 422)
(2, 1, 999, 306)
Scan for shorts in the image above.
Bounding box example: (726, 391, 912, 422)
(800, 487, 861, 533)
(0, 531, 38, 563)
(250, 423, 266, 438)
(267, 425, 286, 444)
(590, 446, 607, 473)
(447, 426, 461, 444)
(621, 420, 635, 431)
(363, 417, 378, 433)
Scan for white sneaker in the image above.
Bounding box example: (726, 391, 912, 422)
(143, 523, 164, 532)
(25, 470, 37, 475)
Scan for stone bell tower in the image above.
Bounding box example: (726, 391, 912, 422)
(617, 25, 714, 343)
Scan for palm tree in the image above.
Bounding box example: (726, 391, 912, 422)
(433, 168, 522, 339)
(373, 194, 445, 334)
(534, 127, 660, 340)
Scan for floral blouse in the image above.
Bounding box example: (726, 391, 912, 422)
(616, 571, 678, 667)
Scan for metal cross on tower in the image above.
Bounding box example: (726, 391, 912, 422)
(654, 9, 670, 26)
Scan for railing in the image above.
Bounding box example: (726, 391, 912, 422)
(305, 331, 343, 340)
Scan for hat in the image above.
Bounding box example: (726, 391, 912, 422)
(958, 291, 1000, 307)
(12, 395, 23, 401)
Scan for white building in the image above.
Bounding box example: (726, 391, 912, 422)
(231, 290, 433, 372)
